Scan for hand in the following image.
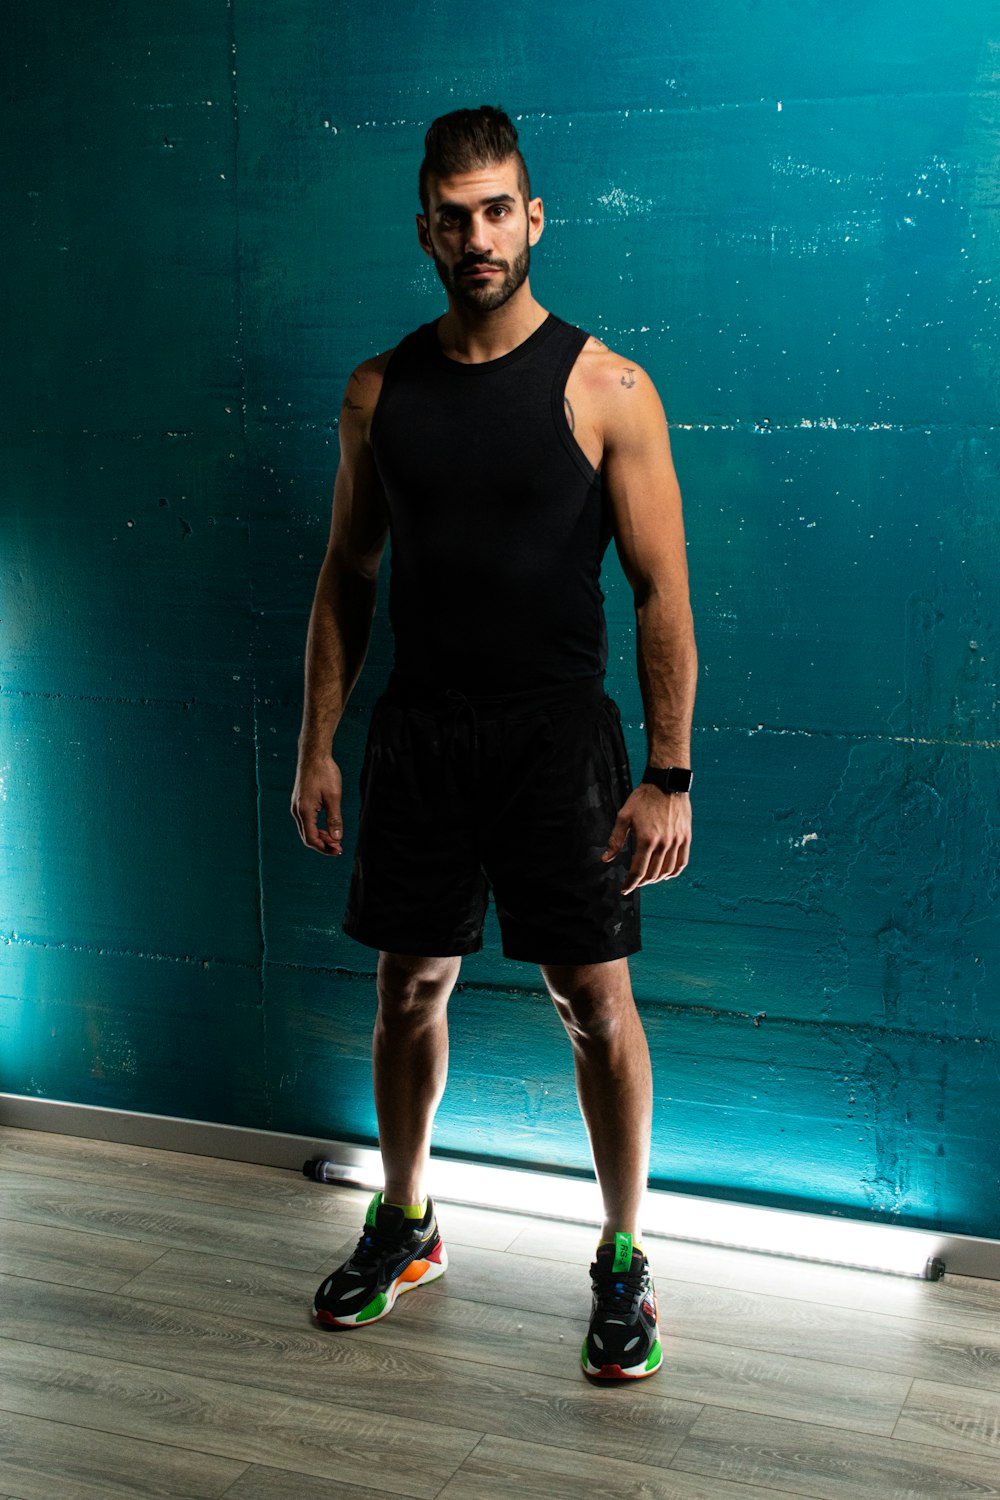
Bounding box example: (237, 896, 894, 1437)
(602, 784, 691, 895)
(291, 757, 344, 855)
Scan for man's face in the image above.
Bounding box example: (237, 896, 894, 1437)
(417, 159, 544, 313)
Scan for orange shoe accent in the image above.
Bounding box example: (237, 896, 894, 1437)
(399, 1258, 430, 1283)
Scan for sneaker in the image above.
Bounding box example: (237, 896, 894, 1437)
(581, 1232, 662, 1379)
(313, 1192, 447, 1329)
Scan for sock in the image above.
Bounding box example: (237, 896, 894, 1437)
(386, 1196, 428, 1220)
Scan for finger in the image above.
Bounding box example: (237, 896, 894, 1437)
(637, 843, 673, 889)
(643, 846, 671, 885)
(621, 840, 653, 895)
(658, 838, 689, 881)
(294, 799, 336, 855)
(321, 789, 343, 849)
(602, 812, 631, 862)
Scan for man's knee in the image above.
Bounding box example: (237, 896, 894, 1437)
(541, 958, 635, 1045)
(376, 951, 461, 1020)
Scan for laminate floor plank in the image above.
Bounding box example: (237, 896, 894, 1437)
(223, 1469, 423, 1500)
(0, 1278, 702, 1467)
(115, 1245, 331, 1323)
(0, 1129, 530, 1254)
(0, 1406, 246, 1500)
(0, 1340, 479, 1499)
(662, 1278, 1000, 1393)
(0, 1216, 166, 1292)
(0, 1179, 357, 1272)
(434, 1432, 816, 1500)
(894, 1377, 1000, 1457)
(669, 1407, 1000, 1499)
(0, 1126, 324, 1209)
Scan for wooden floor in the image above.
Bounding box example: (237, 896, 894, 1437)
(1, 1128, 999, 1500)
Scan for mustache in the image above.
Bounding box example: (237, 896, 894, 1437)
(457, 254, 508, 273)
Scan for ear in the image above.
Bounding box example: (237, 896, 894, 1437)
(416, 213, 434, 259)
(527, 195, 544, 247)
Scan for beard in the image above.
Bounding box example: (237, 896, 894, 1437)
(434, 240, 531, 312)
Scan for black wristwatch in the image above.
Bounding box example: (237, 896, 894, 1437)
(641, 765, 693, 794)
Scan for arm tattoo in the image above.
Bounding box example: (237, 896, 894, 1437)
(342, 395, 363, 412)
(564, 395, 575, 433)
(621, 367, 636, 389)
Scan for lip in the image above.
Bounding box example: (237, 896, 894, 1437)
(461, 265, 501, 278)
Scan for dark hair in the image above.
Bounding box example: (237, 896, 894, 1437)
(418, 105, 531, 213)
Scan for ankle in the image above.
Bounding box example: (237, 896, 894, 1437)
(384, 1193, 428, 1220)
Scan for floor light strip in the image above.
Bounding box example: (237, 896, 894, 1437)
(305, 1147, 952, 1280)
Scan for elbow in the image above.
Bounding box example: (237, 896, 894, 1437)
(323, 541, 381, 588)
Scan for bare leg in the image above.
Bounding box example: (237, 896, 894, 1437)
(373, 951, 462, 1206)
(540, 957, 652, 1245)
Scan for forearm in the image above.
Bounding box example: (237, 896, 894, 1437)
(634, 589, 698, 767)
(297, 560, 377, 761)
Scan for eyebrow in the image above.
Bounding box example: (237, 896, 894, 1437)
(434, 193, 517, 215)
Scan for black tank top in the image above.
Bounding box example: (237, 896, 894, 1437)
(370, 313, 612, 695)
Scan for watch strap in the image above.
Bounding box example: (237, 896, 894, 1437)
(641, 765, 693, 794)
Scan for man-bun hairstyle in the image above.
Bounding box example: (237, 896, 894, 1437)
(419, 105, 532, 213)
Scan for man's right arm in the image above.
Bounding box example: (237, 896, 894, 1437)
(290, 358, 390, 855)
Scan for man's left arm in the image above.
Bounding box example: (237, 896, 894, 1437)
(599, 362, 698, 894)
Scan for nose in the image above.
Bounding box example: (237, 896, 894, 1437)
(464, 213, 491, 255)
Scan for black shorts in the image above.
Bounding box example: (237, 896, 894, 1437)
(342, 673, 641, 965)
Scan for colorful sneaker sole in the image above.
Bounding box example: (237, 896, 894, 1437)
(581, 1335, 663, 1380)
(313, 1239, 448, 1329)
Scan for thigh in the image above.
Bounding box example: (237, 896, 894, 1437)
(342, 699, 489, 957)
(482, 694, 641, 965)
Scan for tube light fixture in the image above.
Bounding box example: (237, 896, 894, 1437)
(304, 1146, 952, 1280)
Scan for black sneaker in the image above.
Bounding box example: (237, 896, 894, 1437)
(582, 1232, 662, 1379)
(313, 1192, 447, 1328)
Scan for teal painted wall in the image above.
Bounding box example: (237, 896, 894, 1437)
(3, 2, 998, 1236)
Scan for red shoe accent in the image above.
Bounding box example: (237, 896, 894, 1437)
(426, 1239, 445, 1265)
(593, 1362, 654, 1380)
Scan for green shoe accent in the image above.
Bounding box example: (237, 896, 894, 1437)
(364, 1193, 382, 1228)
(612, 1232, 633, 1273)
(646, 1338, 663, 1370)
(581, 1335, 589, 1365)
(357, 1291, 388, 1322)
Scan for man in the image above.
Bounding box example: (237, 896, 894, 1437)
(291, 106, 696, 1381)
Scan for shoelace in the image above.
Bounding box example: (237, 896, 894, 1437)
(349, 1224, 412, 1266)
(592, 1264, 648, 1316)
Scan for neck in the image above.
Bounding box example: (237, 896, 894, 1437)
(437, 286, 548, 364)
